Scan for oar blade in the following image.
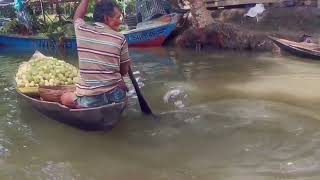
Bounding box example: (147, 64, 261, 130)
(128, 67, 153, 115)
(136, 91, 153, 114)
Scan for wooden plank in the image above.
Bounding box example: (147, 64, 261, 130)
(205, 0, 318, 8)
(205, 0, 278, 3)
(205, 0, 278, 7)
(205, 0, 279, 8)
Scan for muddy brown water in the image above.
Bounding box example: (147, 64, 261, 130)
(1, 47, 320, 179)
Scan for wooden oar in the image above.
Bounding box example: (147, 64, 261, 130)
(128, 67, 153, 115)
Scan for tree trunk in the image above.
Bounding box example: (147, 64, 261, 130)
(188, 0, 214, 29)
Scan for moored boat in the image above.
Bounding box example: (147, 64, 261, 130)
(0, 34, 77, 49)
(17, 90, 127, 131)
(124, 21, 176, 47)
(0, 13, 179, 49)
(269, 36, 320, 60)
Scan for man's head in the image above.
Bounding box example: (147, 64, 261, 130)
(93, 0, 122, 31)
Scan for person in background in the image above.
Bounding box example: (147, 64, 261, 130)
(61, 0, 131, 108)
(299, 34, 313, 43)
(14, 0, 33, 34)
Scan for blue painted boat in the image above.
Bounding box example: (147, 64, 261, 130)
(124, 21, 176, 47)
(0, 14, 179, 49)
(0, 34, 77, 49)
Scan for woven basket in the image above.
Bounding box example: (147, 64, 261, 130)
(39, 85, 75, 102)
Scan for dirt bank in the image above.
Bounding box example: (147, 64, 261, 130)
(173, 7, 320, 51)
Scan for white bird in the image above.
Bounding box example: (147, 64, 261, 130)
(244, 4, 265, 22)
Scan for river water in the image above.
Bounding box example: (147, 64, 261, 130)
(1, 47, 320, 179)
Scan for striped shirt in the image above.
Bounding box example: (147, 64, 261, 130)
(74, 18, 131, 96)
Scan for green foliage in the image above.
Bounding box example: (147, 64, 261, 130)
(0, 6, 16, 18)
(115, 0, 136, 15)
(0, 7, 44, 34)
(29, 11, 46, 33)
(39, 20, 75, 41)
(88, 0, 96, 14)
(125, 0, 136, 15)
(0, 19, 25, 34)
(0, 0, 136, 36)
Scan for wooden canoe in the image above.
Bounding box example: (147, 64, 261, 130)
(17, 90, 127, 131)
(269, 36, 320, 60)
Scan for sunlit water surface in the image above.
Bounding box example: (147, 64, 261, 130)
(1, 47, 320, 179)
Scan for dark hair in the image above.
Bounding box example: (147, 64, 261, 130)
(93, 0, 119, 23)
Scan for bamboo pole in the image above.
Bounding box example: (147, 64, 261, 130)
(40, 0, 46, 23)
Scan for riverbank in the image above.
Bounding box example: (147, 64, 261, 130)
(173, 7, 320, 51)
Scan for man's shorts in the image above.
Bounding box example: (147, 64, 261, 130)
(76, 87, 126, 108)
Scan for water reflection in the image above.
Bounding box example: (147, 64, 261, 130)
(1, 47, 320, 179)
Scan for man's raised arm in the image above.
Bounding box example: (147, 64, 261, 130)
(73, 0, 90, 21)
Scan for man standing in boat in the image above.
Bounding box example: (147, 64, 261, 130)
(61, 0, 131, 108)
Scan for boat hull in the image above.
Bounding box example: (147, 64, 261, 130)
(17, 91, 127, 131)
(124, 22, 176, 47)
(269, 36, 320, 60)
(0, 35, 77, 49)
